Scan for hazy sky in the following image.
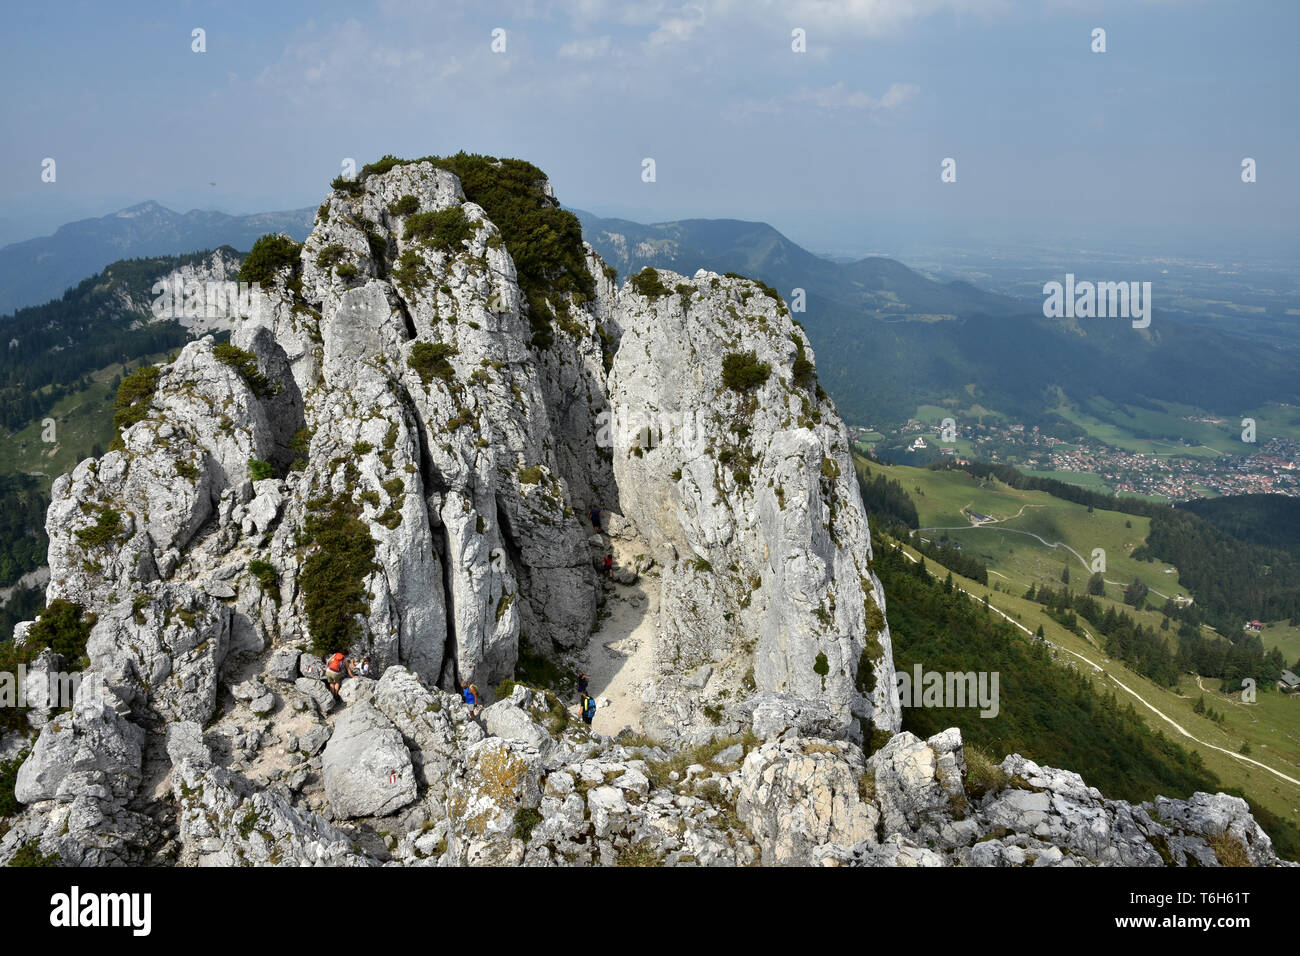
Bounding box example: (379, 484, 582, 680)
(2, 0, 1296, 256)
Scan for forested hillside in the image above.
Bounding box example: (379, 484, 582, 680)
(0, 248, 239, 430)
(874, 531, 1300, 861)
(1180, 494, 1300, 560)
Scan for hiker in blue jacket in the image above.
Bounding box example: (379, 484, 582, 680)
(459, 674, 483, 718)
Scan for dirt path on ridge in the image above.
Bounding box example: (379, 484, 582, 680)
(580, 535, 658, 736)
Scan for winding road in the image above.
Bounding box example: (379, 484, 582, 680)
(893, 544, 1300, 790)
(918, 521, 1176, 601)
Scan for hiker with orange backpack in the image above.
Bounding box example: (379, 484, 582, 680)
(325, 651, 347, 698)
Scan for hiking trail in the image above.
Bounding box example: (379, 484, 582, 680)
(580, 534, 659, 736)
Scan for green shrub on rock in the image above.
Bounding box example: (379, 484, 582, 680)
(340, 153, 595, 351)
(389, 194, 420, 216)
(248, 559, 280, 602)
(112, 365, 161, 434)
(721, 351, 771, 392)
(299, 497, 378, 655)
(23, 598, 97, 666)
(214, 343, 278, 399)
(404, 207, 474, 252)
(629, 267, 670, 299)
(75, 507, 123, 549)
(237, 234, 302, 285)
(407, 342, 457, 385)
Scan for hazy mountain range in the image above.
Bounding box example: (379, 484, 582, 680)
(571, 208, 1013, 320)
(573, 209, 1300, 428)
(0, 201, 314, 315)
(4, 201, 1296, 436)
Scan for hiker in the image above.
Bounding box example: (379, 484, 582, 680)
(359, 656, 372, 679)
(325, 651, 347, 697)
(602, 553, 613, 578)
(590, 504, 601, 531)
(576, 669, 590, 696)
(460, 678, 483, 718)
(580, 693, 597, 726)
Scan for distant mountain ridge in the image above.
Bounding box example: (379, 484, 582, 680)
(573, 209, 1300, 428)
(571, 208, 1013, 319)
(0, 201, 313, 315)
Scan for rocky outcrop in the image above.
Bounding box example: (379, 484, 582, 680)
(0, 156, 1287, 869)
(14, 682, 144, 805)
(166, 722, 368, 866)
(138, 247, 247, 335)
(28, 156, 885, 727)
(605, 269, 897, 742)
(86, 583, 231, 724)
(737, 737, 878, 865)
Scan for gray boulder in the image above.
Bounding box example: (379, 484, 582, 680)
(168, 720, 372, 866)
(266, 647, 301, 681)
(869, 729, 975, 848)
(371, 666, 462, 798)
(746, 692, 837, 741)
(85, 583, 231, 724)
(297, 724, 332, 757)
(294, 677, 335, 715)
(482, 701, 551, 751)
(321, 704, 417, 818)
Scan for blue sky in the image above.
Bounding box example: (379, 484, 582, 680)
(2, 0, 1296, 256)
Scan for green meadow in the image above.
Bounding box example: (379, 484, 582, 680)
(886, 535, 1300, 845)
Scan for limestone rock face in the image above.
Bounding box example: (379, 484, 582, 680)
(481, 700, 552, 753)
(167, 722, 369, 867)
(445, 737, 545, 863)
(606, 269, 898, 742)
(744, 692, 837, 742)
(294, 677, 336, 715)
(15, 682, 144, 805)
(29, 158, 880, 742)
(869, 729, 979, 850)
(737, 737, 879, 865)
(153, 339, 280, 493)
(143, 248, 247, 336)
(86, 583, 231, 724)
(370, 666, 465, 803)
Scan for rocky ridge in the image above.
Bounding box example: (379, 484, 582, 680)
(0, 156, 1287, 866)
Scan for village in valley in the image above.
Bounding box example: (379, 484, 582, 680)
(854, 418, 1300, 503)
